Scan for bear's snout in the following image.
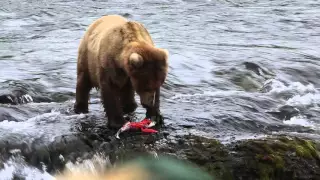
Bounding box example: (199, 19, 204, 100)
(139, 91, 156, 108)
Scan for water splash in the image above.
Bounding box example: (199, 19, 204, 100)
(0, 154, 54, 180)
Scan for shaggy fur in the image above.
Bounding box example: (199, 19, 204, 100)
(74, 15, 169, 129)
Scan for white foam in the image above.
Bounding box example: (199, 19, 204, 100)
(0, 12, 16, 17)
(266, 79, 317, 95)
(219, 133, 267, 144)
(0, 110, 85, 142)
(1, 19, 30, 30)
(283, 116, 314, 128)
(0, 156, 54, 180)
(266, 79, 320, 107)
(286, 93, 320, 107)
(264, 80, 320, 128)
(20, 94, 34, 103)
(59, 153, 112, 177)
(0, 148, 113, 180)
(169, 90, 243, 101)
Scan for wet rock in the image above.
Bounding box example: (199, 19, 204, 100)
(0, 94, 17, 104)
(0, 128, 319, 180)
(243, 62, 274, 77)
(43, 134, 96, 172)
(0, 90, 66, 105)
(149, 134, 320, 180)
(215, 65, 270, 92)
(49, 92, 74, 103)
(228, 135, 320, 180)
(0, 90, 33, 105)
(12, 174, 25, 180)
(110, 135, 319, 180)
(267, 105, 300, 120)
(179, 122, 195, 128)
(228, 70, 263, 92)
(31, 96, 52, 103)
(121, 13, 132, 18)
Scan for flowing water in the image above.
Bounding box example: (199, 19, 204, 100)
(1, 0, 320, 179)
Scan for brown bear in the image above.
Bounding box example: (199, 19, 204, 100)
(74, 15, 169, 129)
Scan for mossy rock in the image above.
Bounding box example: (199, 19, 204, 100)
(225, 135, 320, 180)
(164, 135, 320, 180)
(183, 135, 232, 180)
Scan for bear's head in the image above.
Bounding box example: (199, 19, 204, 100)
(124, 43, 169, 106)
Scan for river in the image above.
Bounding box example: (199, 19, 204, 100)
(0, 0, 320, 179)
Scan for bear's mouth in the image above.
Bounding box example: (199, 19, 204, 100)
(138, 91, 157, 108)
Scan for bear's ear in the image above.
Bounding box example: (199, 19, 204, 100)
(129, 53, 144, 68)
(160, 48, 169, 60)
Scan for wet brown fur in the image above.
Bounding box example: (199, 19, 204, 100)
(74, 15, 169, 129)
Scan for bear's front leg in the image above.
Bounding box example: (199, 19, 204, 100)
(74, 72, 92, 114)
(100, 80, 126, 129)
(139, 88, 164, 125)
(120, 81, 138, 115)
